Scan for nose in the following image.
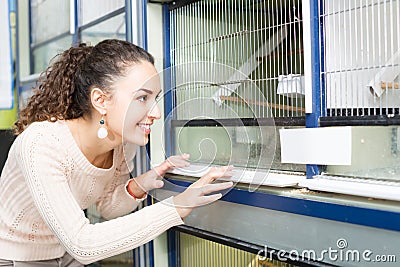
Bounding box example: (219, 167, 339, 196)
(148, 102, 161, 120)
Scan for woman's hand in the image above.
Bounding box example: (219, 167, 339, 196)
(173, 165, 234, 218)
(128, 154, 191, 197)
(154, 153, 191, 177)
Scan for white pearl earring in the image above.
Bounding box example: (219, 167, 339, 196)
(97, 113, 108, 139)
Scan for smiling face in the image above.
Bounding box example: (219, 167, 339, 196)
(105, 61, 162, 146)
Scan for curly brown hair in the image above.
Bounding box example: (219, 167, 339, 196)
(14, 39, 154, 135)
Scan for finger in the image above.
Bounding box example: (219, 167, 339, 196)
(164, 158, 176, 168)
(153, 166, 165, 177)
(198, 193, 223, 206)
(172, 158, 190, 168)
(202, 166, 234, 183)
(217, 170, 235, 178)
(154, 180, 164, 189)
(166, 155, 189, 168)
(210, 166, 234, 177)
(200, 181, 233, 195)
(195, 168, 225, 186)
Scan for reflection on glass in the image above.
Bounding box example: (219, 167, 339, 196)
(326, 126, 400, 181)
(33, 36, 73, 73)
(174, 125, 278, 170)
(173, 125, 305, 172)
(81, 14, 126, 45)
(31, 0, 70, 44)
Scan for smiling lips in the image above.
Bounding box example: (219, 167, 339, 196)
(138, 123, 151, 134)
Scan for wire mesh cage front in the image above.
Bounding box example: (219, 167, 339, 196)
(169, 0, 305, 121)
(167, 0, 306, 172)
(320, 0, 400, 118)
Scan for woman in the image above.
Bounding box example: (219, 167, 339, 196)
(0, 39, 233, 266)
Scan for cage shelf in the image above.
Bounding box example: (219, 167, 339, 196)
(220, 96, 306, 113)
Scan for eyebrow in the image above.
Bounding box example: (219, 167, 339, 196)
(137, 88, 153, 94)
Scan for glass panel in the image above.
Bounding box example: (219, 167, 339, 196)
(81, 13, 126, 45)
(173, 124, 305, 173)
(32, 36, 73, 73)
(80, 0, 125, 26)
(31, 0, 70, 44)
(326, 126, 400, 181)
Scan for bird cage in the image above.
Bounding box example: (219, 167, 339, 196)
(318, 0, 400, 120)
(166, 0, 306, 173)
(169, 0, 305, 120)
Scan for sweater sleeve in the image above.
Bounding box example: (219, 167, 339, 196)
(17, 128, 184, 264)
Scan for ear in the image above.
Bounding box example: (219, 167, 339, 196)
(91, 87, 108, 115)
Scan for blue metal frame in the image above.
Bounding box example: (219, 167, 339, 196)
(14, 0, 20, 113)
(8, 0, 18, 109)
(9, 0, 16, 110)
(146, 197, 155, 267)
(318, 0, 326, 117)
(168, 178, 400, 232)
(28, 0, 33, 74)
(162, 4, 180, 267)
(305, 0, 323, 178)
(125, 0, 133, 44)
(1, 0, 15, 111)
(167, 229, 178, 267)
(163, 3, 174, 158)
(141, 0, 148, 50)
(71, 0, 79, 46)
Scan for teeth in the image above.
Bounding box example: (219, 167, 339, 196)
(139, 124, 150, 130)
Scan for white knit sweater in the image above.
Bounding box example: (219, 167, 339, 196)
(0, 120, 183, 264)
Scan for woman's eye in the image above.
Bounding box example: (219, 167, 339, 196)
(138, 95, 147, 102)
